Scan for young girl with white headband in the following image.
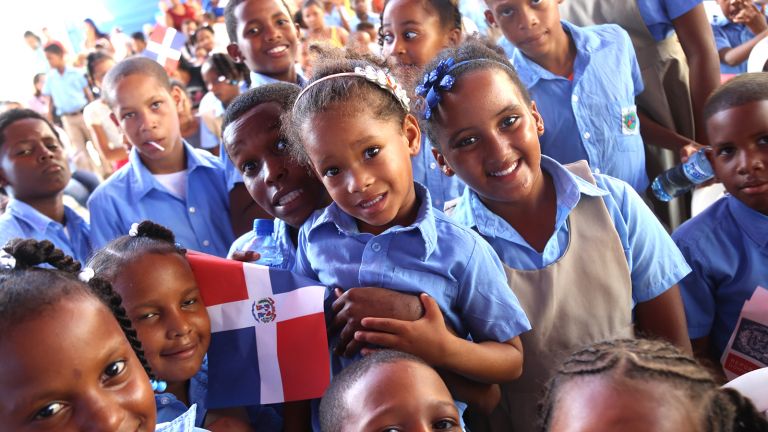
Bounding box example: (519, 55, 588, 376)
(284, 51, 531, 421)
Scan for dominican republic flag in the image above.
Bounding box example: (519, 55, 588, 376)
(187, 251, 330, 407)
(142, 24, 186, 73)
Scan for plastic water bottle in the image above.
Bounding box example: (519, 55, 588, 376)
(651, 148, 714, 202)
(245, 219, 284, 268)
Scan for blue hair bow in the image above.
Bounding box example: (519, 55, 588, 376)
(415, 58, 457, 120)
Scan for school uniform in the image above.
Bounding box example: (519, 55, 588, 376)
(411, 136, 465, 210)
(560, 0, 702, 228)
(0, 199, 92, 264)
(452, 157, 692, 431)
(510, 21, 648, 192)
(155, 405, 208, 432)
(711, 16, 756, 74)
(348, 11, 379, 30)
(87, 141, 234, 257)
(672, 195, 768, 359)
(228, 217, 296, 270)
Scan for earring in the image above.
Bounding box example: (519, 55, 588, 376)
(150, 379, 168, 392)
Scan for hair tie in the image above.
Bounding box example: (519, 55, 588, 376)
(78, 267, 95, 283)
(129, 223, 140, 237)
(294, 66, 410, 112)
(151, 379, 168, 392)
(0, 252, 16, 270)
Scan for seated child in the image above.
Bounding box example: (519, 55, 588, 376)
(417, 40, 692, 430)
(672, 72, 768, 373)
(539, 338, 768, 431)
(88, 57, 234, 257)
(88, 220, 277, 431)
(712, 0, 768, 74)
(484, 0, 649, 193)
(0, 238, 204, 431)
(319, 350, 461, 432)
(0, 109, 92, 264)
(284, 51, 531, 415)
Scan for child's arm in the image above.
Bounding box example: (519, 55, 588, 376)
(638, 110, 703, 160)
(635, 285, 693, 354)
(356, 293, 524, 384)
(228, 184, 272, 237)
(673, 3, 723, 146)
(717, 3, 768, 66)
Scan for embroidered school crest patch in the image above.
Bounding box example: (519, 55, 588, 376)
(252, 297, 277, 323)
(621, 105, 639, 135)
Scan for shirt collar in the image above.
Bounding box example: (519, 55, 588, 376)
(6, 199, 84, 233)
(727, 195, 768, 247)
(127, 141, 214, 200)
(307, 183, 437, 261)
(512, 20, 602, 87)
(249, 70, 307, 88)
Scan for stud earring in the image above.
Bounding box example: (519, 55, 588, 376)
(150, 379, 168, 392)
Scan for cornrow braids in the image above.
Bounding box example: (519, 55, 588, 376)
(0, 239, 156, 380)
(204, 53, 250, 87)
(539, 339, 768, 432)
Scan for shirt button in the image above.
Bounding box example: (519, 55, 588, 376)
(571, 94, 578, 102)
(160, 397, 171, 405)
(188, 207, 196, 213)
(594, 168, 601, 174)
(371, 243, 381, 252)
(429, 162, 436, 169)
(202, 240, 210, 247)
(583, 132, 591, 140)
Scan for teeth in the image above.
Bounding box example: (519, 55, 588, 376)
(360, 195, 384, 208)
(489, 161, 518, 177)
(268, 46, 287, 54)
(278, 189, 303, 206)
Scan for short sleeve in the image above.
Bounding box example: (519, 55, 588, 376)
(712, 24, 733, 51)
(672, 234, 716, 339)
(87, 190, 124, 249)
(455, 235, 531, 342)
(665, 0, 702, 20)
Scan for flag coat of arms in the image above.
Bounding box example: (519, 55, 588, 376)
(143, 24, 186, 73)
(187, 252, 330, 408)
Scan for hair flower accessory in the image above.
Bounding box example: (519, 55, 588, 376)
(416, 58, 458, 120)
(353, 66, 411, 112)
(129, 222, 140, 237)
(78, 267, 95, 283)
(0, 252, 16, 270)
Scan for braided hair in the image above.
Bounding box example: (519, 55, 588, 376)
(0, 238, 155, 380)
(539, 339, 768, 432)
(202, 52, 252, 89)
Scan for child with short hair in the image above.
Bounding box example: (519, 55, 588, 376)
(88, 220, 274, 430)
(0, 238, 204, 431)
(379, 0, 466, 210)
(88, 56, 234, 257)
(319, 350, 461, 432)
(484, 0, 649, 193)
(540, 338, 768, 432)
(418, 40, 692, 430)
(712, 0, 768, 74)
(672, 72, 768, 373)
(285, 51, 531, 419)
(0, 109, 92, 264)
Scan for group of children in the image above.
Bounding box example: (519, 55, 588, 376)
(1, 0, 768, 430)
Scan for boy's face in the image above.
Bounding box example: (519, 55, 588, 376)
(484, 0, 563, 62)
(303, 107, 420, 235)
(109, 74, 184, 162)
(341, 360, 461, 432)
(224, 103, 329, 228)
(706, 100, 768, 215)
(44, 52, 64, 69)
(0, 118, 71, 202)
(354, 0, 368, 15)
(433, 68, 545, 216)
(227, 0, 300, 80)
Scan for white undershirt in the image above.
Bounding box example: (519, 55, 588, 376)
(153, 170, 188, 200)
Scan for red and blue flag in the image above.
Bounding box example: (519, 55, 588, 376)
(143, 24, 186, 74)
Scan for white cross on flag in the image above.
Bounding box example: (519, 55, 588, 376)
(143, 24, 186, 74)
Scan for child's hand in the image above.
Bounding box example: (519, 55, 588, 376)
(330, 287, 424, 358)
(355, 293, 455, 367)
(732, 2, 768, 33)
(230, 250, 261, 263)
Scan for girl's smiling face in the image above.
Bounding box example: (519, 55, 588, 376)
(432, 68, 546, 213)
(113, 252, 211, 385)
(0, 296, 156, 431)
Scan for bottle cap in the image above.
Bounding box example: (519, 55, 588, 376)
(253, 219, 275, 235)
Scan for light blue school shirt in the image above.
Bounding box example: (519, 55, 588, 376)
(637, 0, 702, 41)
(452, 156, 691, 306)
(87, 141, 234, 257)
(672, 195, 768, 358)
(0, 199, 92, 265)
(295, 183, 531, 360)
(412, 136, 465, 210)
(348, 11, 379, 30)
(228, 218, 296, 270)
(42, 67, 89, 116)
(711, 16, 756, 74)
(156, 405, 208, 432)
(510, 21, 649, 193)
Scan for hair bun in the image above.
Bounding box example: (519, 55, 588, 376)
(135, 220, 177, 244)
